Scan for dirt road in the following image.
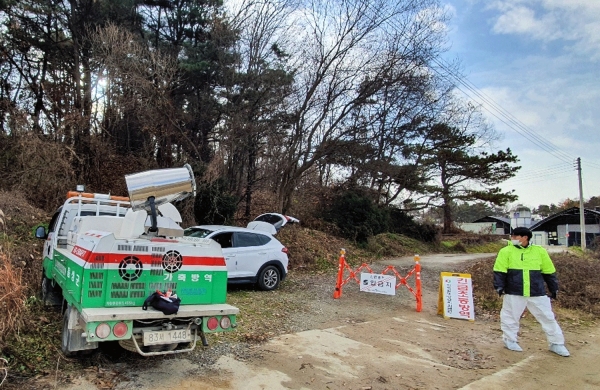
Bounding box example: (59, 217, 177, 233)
(48, 252, 600, 389)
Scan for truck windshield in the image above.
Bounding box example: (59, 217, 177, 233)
(183, 227, 213, 238)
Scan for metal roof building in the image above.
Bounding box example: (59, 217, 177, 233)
(529, 207, 600, 246)
(471, 216, 511, 234)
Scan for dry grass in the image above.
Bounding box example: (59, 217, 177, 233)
(0, 192, 47, 294)
(365, 233, 436, 258)
(0, 207, 27, 340)
(0, 254, 26, 340)
(277, 226, 359, 270)
(0, 198, 47, 350)
(463, 252, 600, 317)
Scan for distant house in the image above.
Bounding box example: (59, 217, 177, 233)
(462, 216, 511, 235)
(529, 207, 600, 246)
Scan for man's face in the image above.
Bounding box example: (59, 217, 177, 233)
(511, 234, 528, 246)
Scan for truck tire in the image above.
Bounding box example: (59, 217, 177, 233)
(257, 265, 281, 291)
(41, 275, 63, 308)
(60, 304, 96, 357)
(61, 307, 76, 357)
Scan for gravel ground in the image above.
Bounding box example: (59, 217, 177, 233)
(16, 253, 600, 390)
(13, 256, 489, 389)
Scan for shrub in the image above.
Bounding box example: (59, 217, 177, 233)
(590, 236, 600, 252)
(193, 178, 238, 225)
(324, 190, 389, 242)
(388, 208, 440, 243)
(464, 253, 600, 316)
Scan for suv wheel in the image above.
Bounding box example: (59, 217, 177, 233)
(257, 265, 281, 291)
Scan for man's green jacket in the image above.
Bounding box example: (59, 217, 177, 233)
(493, 242, 558, 297)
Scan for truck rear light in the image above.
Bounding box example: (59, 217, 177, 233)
(207, 317, 219, 331)
(282, 247, 288, 254)
(220, 316, 231, 329)
(96, 323, 111, 339)
(113, 322, 128, 338)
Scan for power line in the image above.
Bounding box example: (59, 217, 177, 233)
(505, 167, 574, 182)
(363, 1, 577, 165)
(583, 160, 600, 170)
(505, 163, 568, 176)
(430, 57, 575, 164)
(527, 163, 572, 171)
(504, 171, 575, 186)
(503, 174, 574, 186)
(504, 165, 574, 183)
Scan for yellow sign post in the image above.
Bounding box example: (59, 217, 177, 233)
(437, 272, 475, 321)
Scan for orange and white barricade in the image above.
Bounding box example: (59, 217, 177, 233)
(333, 249, 422, 312)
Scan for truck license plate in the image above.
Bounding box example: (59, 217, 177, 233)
(142, 329, 192, 346)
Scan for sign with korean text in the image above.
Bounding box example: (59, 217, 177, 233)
(360, 273, 396, 295)
(437, 272, 475, 321)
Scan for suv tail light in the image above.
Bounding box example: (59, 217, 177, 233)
(282, 247, 288, 254)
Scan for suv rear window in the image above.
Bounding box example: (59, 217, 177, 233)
(255, 214, 284, 225)
(234, 232, 271, 247)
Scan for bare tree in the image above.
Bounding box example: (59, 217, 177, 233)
(261, 0, 450, 212)
(91, 24, 182, 165)
(221, 0, 298, 216)
(0, 0, 144, 185)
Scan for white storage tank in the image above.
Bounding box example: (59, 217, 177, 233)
(510, 204, 532, 229)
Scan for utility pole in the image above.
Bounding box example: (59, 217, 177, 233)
(577, 157, 586, 251)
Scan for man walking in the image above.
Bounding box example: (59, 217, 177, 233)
(493, 227, 570, 357)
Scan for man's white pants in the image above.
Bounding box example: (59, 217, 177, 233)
(500, 294, 564, 345)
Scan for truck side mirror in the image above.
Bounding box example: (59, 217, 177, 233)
(35, 225, 48, 239)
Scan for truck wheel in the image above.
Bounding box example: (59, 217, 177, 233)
(257, 265, 280, 291)
(41, 275, 62, 307)
(61, 307, 76, 357)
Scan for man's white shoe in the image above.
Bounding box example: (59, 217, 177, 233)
(549, 344, 570, 357)
(504, 340, 523, 352)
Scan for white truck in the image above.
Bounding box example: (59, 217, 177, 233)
(36, 165, 239, 356)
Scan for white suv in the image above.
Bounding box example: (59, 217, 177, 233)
(183, 214, 298, 291)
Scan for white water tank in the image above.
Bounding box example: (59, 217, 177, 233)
(510, 204, 532, 229)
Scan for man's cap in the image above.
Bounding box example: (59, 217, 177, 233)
(511, 227, 532, 239)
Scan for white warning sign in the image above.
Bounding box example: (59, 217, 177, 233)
(360, 273, 396, 295)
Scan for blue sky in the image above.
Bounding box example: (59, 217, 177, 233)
(441, 0, 600, 209)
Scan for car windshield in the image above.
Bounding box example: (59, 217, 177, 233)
(183, 227, 214, 238)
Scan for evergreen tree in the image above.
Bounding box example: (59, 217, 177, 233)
(423, 123, 520, 233)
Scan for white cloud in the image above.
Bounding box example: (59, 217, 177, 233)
(480, 69, 600, 146)
(468, 50, 600, 205)
(443, 0, 600, 205)
(487, 0, 600, 60)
